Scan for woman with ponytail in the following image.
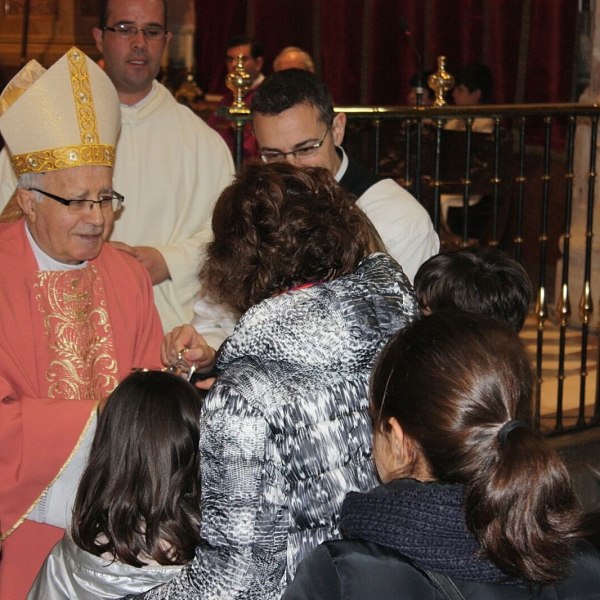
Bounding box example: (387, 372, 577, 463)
(283, 311, 600, 600)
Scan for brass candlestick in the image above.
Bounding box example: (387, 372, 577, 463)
(428, 56, 454, 107)
(175, 72, 204, 107)
(226, 54, 252, 115)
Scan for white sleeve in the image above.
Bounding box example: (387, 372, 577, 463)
(356, 179, 439, 283)
(190, 296, 239, 351)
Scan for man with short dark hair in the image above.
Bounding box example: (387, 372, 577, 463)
(207, 35, 265, 161)
(251, 69, 439, 283)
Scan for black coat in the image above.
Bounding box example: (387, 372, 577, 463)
(283, 479, 600, 600)
(283, 538, 600, 600)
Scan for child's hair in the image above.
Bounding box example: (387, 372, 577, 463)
(72, 370, 202, 567)
(370, 311, 586, 585)
(414, 247, 531, 332)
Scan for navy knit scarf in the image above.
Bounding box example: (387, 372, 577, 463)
(340, 478, 512, 583)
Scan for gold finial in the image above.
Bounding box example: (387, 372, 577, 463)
(175, 72, 204, 107)
(579, 280, 594, 324)
(428, 56, 455, 107)
(556, 283, 571, 327)
(226, 54, 252, 115)
(535, 285, 548, 330)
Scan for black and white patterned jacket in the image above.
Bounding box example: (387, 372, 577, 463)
(134, 253, 419, 600)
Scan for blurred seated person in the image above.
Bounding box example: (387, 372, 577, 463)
(445, 63, 494, 133)
(207, 35, 264, 161)
(132, 162, 420, 599)
(273, 46, 315, 73)
(440, 65, 498, 238)
(283, 311, 600, 600)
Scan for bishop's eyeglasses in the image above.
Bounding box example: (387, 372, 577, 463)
(29, 188, 124, 215)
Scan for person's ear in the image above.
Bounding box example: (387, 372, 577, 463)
(16, 188, 37, 222)
(388, 417, 409, 462)
(92, 27, 104, 54)
(331, 112, 346, 146)
(256, 56, 264, 72)
(388, 417, 432, 480)
(473, 88, 482, 104)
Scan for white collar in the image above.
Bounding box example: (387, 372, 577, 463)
(25, 221, 88, 271)
(251, 73, 265, 90)
(121, 80, 158, 109)
(334, 146, 349, 182)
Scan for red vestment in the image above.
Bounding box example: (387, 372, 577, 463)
(0, 219, 164, 598)
(206, 87, 260, 162)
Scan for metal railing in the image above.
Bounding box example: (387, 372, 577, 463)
(228, 103, 600, 436)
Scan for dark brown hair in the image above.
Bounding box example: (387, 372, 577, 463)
(251, 69, 335, 127)
(370, 311, 585, 585)
(72, 370, 202, 567)
(414, 247, 532, 332)
(99, 0, 168, 29)
(200, 161, 382, 314)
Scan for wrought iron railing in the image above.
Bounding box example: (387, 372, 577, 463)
(228, 103, 600, 436)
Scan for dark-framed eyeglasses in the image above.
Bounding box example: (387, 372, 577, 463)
(102, 24, 168, 40)
(260, 127, 332, 163)
(29, 188, 124, 215)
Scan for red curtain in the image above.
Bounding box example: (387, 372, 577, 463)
(194, 0, 578, 106)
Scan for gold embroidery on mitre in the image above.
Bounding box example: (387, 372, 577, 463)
(67, 47, 100, 146)
(11, 144, 114, 177)
(9, 48, 115, 177)
(34, 266, 119, 401)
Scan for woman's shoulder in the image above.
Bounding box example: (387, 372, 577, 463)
(283, 539, 445, 600)
(285, 539, 600, 600)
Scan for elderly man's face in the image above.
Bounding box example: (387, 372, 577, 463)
(274, 50, 308, 72)
(92, 0, 171, 106)
(253, 103, 346, 176)
(20, 166, 114, 265)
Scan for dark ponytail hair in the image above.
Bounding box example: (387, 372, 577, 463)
(370, 311, 585, 585)
(72, 370, 202, 567)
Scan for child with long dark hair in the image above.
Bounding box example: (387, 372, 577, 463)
(284, 311, 600, 599)
(28, 370, 202, 599)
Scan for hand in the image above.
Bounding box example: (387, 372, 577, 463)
(194, 376, 216, 391)
(162, 325, 217, 374)
(110, 242, 170, 285)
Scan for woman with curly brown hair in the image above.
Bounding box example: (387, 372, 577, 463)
(141, 162, 420, 600)
(284, 311, 600, 600)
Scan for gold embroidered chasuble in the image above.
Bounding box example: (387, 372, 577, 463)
(34, 266, 119, 401)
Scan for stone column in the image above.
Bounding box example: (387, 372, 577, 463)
(165, 0, 196, 71)
(556, 3, 600, 325)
